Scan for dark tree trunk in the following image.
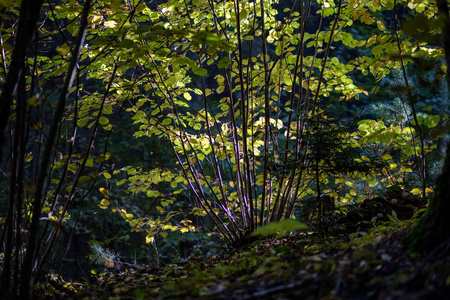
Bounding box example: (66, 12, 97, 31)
(0, 0, 45, 159)
(0, 0, 45, 297)
(20, 1, 91, 298)
(1, 1, 91, 298)
(404, 0, 450, 252)
(405, 145, 450, 252)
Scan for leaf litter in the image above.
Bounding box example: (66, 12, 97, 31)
(36, 217, 450, 299)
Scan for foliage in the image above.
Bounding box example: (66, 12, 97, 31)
(250, 219, 307, 238)
(88, 242, 116, 269)
(40, 218, 450, 299)
(110, 0, 445, 246)
(0, 0, 449, 297)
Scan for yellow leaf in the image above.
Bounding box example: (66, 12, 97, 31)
(183, 92, 192, 100)
(302, 80, 309, 89)
(104, 20, 117, 28)
(24, 152, 33, 163)
(350, 189, 357, 196)
(92, 15, 102, 24)
(366, 35, 377, 48)
(99, 187, 110, 197)
(381, 154, 392, 161)
(56, 43, 70, 56)
(411, 188, 421, 196)
(377, 20, 385, 31)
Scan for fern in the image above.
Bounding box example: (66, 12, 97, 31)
(88, 243, 115, 269)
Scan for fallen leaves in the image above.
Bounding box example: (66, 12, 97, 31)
(36, 219, 450, 299)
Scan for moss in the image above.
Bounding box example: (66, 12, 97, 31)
(404, 145, 450, 253)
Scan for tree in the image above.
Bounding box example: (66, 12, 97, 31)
(0, 0, 448, 297)
(0, 0, 99, 297)
(0, 0, 47, 296)
(116, 0, 444, 246)
(404, 0, 450, 253)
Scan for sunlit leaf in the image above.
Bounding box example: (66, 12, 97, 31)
(411, 188, 421, 196)
(192, 66, 208, 76)
(381, 154, 392, 161)
(162, 118, 172, 125)
(251, 220, 307, 238)
(104, 20, 117, 28)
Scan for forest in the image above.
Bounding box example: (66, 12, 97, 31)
(0, 0, 450, 298)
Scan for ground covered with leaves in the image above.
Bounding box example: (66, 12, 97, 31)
(36, 215, 450, 300)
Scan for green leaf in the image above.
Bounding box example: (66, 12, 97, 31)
(381, 154, 392, 161)
(56, 43, 71, 55)
(119, 39, 135, 48)
(100, 199, 110, 207)
(77, 117, 89, 127)
(85, 156, 94, 167)
(192, 66, 208, 76)
(95, 152, 111, 163)
(425, 115, 440, 128)
(162, 118, 172, 126)
(251, 220, 307, 238)
(217, 57, 232, 69)
(68, 163, 77, 174)
(111, 0, 122, 9)
(99, 116, 109, 126)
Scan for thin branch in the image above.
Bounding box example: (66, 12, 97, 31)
(393, 0, 426, 199)
(21, 1, 91, 297)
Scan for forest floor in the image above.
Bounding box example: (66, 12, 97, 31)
(36, 213, 450, 300)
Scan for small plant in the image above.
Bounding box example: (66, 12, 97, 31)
(88, 243, 116, 269)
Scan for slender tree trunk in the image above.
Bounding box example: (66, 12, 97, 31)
(0, 0, 45, 297)
(0, 0, 45, 159)
(404, 0, 450, 252)
(20, 1, 91, 298)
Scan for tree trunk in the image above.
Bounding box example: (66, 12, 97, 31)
(0, 0, 45, 297)
(404, 0, 450, 252)
(405, 145, 450, 252)
(0, 0, 45, 159)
